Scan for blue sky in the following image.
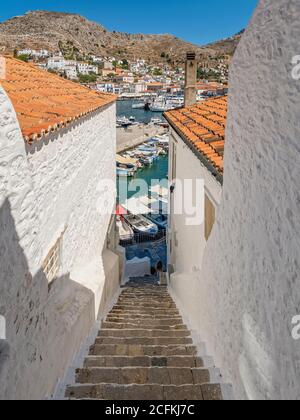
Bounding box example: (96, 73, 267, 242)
(0, 0, 258, 45)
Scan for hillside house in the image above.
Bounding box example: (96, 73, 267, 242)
(77, 62, 99, 75)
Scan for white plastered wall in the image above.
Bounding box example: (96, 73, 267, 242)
(170, 0, 300, 400)
(0, 86, 119, 400)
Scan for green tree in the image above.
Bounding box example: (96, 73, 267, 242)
(153, 68, 162, 76)
(121, 59, 129, 70)
(18, 54, 30, 63)
(78, 73, 97, 84)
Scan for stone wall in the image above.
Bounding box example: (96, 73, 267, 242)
(0, 87, 119, 399)
(170, 0, 300, 400)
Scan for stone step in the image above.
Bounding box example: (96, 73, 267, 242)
(102, 322, 187, 330)
(124, 283, 167, 292)
(105, 317, 184, 324)
(98, 329, 191, 338)
(120, 291, 170, 295)
(119, 291, 172, 300)
(89, 344, 198, 357)
(84, 355, 206, 368)
(110, 308, 180, 316)
(107, 310, 182, 320)
(64, 279, 228, 401)
(95, 337, 193, 346)
(113, 303, 177, 310)
(109, 308, 180, 314)
(66, 383, 225, 400)
(119, 294, 173, 298)
(75, 367, 220, 386)
(116, 300, 175, 306)
(108, 314, 181, 320)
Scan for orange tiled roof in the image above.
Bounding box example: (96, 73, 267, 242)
(164, 96, 227, 179)
(0, 56, 117, 143)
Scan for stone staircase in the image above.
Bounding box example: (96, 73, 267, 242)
(65, 277, 229, 400)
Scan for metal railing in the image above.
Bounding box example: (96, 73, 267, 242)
(120, 229, 166, 247)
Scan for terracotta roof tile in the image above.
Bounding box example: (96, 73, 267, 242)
(164, 96, 227, 178)
(0, 56, 117, 143)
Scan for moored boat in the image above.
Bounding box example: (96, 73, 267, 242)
(123, 213, 158, 235)
(116, 215, 134, 242)
(146, 213, 168, 230)
(117, 167, 135, 177)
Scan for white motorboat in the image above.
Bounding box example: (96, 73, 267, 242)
(137, 144, 157, 153)
(151, 117, 164, 125)
(117, 167, 135, 177)
(124, 213, 158, 235)
(116, 216, 134, 242)
(150, 98, 177, 112)
(132, 101, 145, 109)
(117, 116, 133, 127)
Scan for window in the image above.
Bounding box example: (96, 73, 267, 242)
(205, 194, 216, 241)
(43, 237, 62, 284)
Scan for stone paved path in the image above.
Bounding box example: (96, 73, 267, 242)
(65, 277, 229, 400)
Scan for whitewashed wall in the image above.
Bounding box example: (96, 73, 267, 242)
(170, 0, 300, 400)
(168, 129, 222, 274)
(0, 86, 119, 400)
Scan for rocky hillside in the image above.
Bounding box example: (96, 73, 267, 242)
(0, 11, 241, 64)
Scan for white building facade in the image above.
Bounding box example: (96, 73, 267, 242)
(0, 57, 120, 400)
(165, 0, 300, 400)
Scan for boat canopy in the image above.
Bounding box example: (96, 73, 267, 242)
(116, 204, 127, 216)
(122, 197, 154, 215)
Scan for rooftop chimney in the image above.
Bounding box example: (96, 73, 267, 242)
(184, 51, 197, 107)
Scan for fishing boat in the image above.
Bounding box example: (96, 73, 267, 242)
(150, 117, 163, 125)
(137, 144, 157, 153)
(139, 157, 152, 166)
(158, 147, 167, 156)
(150, 98, 177, 112)
(123, 213, 158, 235)
(117, 116, 133, 127)
(132, 101, 145, 109)
(116, 167, 135, 177)
(137, 150, 155, 158)
(116, 154, 137, 170)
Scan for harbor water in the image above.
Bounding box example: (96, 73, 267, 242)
(118, 155, 168, 203)
(117, 99, 163, 124)
(117, 154, 169, 273)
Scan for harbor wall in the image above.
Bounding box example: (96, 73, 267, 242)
(117, 124, 166, 153)
(170, 0, 300, 400)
